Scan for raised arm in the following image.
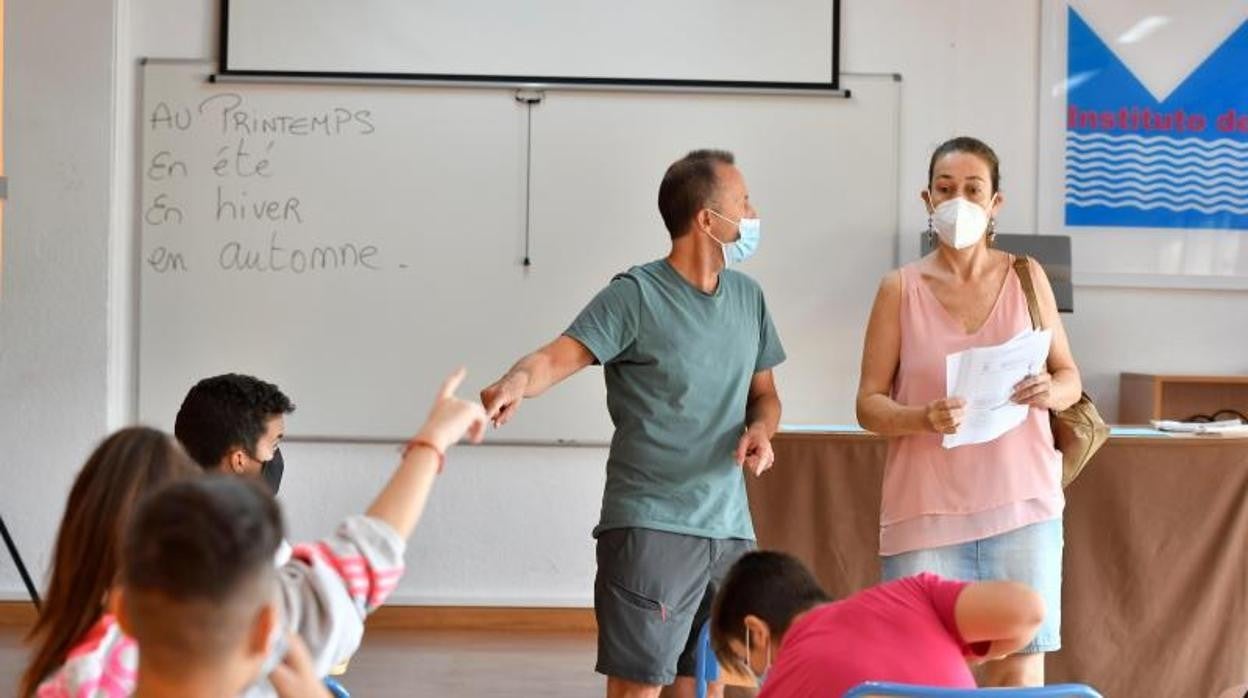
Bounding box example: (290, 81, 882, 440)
(276, 367, 489, 675)
(367, 367, 488, 538)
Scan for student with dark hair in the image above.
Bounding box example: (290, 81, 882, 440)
(115, 477, 337, 697)
(709, 552, 1044, 697)
(115, 476, 286, 697)
(175, 373, 296, 494)
(33, 368, 488, 697)
(481, 150, 785, 698)
(174, 371, 366, 692)
(115, 475, 340, 698)
(19, 428, 199, 698)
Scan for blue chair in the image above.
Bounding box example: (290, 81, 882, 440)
(843, 682, 1102, 698)
(323, 677, 350, 698)
(693, 620, 720, 698)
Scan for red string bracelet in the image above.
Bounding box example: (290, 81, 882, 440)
(403, 438, 446, 474)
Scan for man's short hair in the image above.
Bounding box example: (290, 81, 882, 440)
(710, 551, 830, 671)
(121, 476, 284, 670)
(657, 149, 735, 239)
(174, 374, 295, 468)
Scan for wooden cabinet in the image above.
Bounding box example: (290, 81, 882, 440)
(1119, 373, 1248, 424)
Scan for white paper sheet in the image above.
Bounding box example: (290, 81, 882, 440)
(942, 328, 1052, 449)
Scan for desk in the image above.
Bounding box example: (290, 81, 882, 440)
(746, 431, 1248, 697)
(1119, 373, 1248, 424)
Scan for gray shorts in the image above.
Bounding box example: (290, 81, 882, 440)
(594, 527, 753, 686)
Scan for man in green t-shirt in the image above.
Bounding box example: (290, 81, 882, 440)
(481, 149, 785, 698)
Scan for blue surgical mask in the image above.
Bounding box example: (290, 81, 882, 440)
(706, 210, 762, 265)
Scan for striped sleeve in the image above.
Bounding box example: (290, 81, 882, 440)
(274, 515, 407, 676)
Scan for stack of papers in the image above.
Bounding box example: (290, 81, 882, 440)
(1150, 418, 1248, 435)
(943, 328, 1052, 449)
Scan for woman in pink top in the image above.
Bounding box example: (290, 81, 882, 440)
(856, 137, 1084, 687)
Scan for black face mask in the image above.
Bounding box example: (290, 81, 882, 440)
(261, 447, 285, 495)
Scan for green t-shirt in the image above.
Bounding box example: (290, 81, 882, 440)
(565, 259, 786, 540)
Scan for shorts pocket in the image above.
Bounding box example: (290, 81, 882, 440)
(607, 579, 670, 621)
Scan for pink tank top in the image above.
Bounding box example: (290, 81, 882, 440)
(880, 259, 1063, 556)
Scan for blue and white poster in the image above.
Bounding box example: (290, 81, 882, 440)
(1062, 4, 1248, 231)
(1037, 1, 1248, 285)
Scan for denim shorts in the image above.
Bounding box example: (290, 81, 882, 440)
(880, 519, 1063, 653)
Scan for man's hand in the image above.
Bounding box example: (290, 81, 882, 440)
(736, 424, 775, 477)
(480, 371, 529, 429)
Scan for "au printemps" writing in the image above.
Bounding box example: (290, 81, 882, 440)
(144, 92, 387, 276)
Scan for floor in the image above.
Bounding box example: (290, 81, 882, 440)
(1, 626, 615, 697)
(1, 624, 762, 696)
(331, 628, 603, 696)
(1, 626, 24, 696)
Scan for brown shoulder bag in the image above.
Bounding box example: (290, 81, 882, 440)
(1013, 256, 1110, 487)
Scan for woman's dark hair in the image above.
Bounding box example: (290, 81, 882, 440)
(928, 136, 1001, 193)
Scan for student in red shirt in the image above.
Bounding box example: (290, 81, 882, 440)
(710, 552, 1044, 696)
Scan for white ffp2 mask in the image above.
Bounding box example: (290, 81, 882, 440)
(931, 197, 992, 249)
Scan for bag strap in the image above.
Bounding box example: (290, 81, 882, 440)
(1013, 255, 1043, 331)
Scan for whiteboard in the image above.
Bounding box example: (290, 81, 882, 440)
(223, 0, 838, 88)
(138, 61, 900, 442)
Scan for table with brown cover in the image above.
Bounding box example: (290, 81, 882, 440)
(746, 431, 1248, 697)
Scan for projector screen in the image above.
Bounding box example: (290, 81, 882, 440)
(221, 0, 841, 90)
